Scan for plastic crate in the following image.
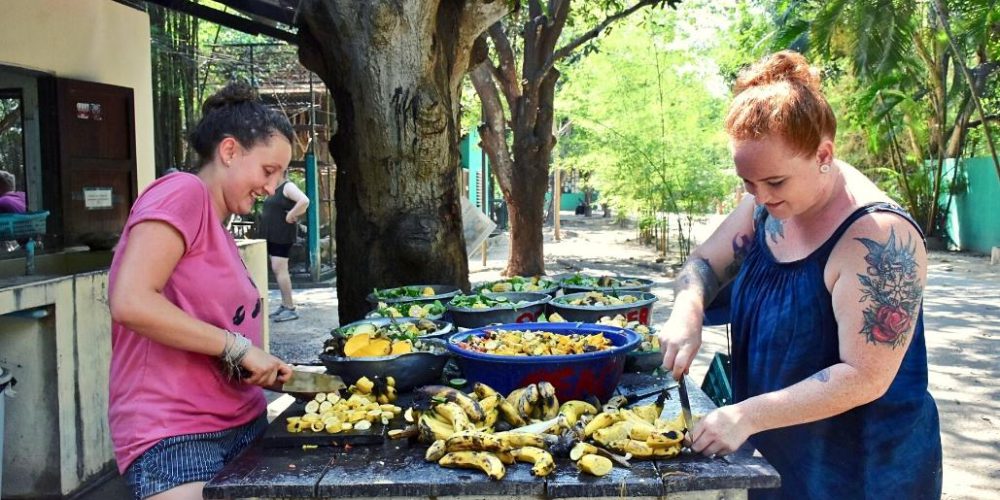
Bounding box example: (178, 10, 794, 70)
(0, 211, 49, 240)
(701, 352, 733, 407)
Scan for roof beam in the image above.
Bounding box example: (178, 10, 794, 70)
(212, 0, 297, 26)
(144, 0, 298, 44)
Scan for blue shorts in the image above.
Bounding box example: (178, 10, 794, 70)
(123, 415, 267, 499)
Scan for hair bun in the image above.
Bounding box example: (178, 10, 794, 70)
(734, 50, 821, 94)
(201, 81, 258, 117)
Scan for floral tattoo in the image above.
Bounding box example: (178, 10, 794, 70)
(855, 228, 922, 348)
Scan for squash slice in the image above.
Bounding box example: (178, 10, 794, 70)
(390, 340, 413, 355)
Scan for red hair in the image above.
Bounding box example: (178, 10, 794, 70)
(724, 51, 836, 156)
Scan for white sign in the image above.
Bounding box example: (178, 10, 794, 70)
(83, 187, 113, 210)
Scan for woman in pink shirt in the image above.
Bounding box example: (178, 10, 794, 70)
(108, 82, 294, 500)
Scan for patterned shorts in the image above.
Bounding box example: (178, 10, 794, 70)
(123, 415, 267, 499)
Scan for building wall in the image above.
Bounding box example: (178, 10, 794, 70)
(0, 0, 156, 191)
(951, 158, 1000, 254)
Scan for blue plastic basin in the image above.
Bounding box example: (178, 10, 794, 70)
(446, 323, 641, 402)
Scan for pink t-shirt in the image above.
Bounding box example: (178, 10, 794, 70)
(108, 172, 265, 473)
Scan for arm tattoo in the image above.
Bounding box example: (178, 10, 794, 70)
(754, 205, 785, 243)
(855, 228, 922, 349)
(810, 368, 831, 383)
(676, 257, 720, 305)
(725, 233, 752, 280)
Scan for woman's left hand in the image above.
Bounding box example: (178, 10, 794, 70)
(285, 213, 297, 224)
(688, 404, 756, 458)
(240, 346, 293, 387)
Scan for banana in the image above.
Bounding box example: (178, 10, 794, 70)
(420, 385, 486, 422)
(433, 402, 474, 432)
(425, 439, 448, 462)
(602, 394, 628, 413)
(354, 376, 375, 394)
(417, 413, 454, 442)
(577, 454, 613, 476)
(606, 438, 657, 457)
(646, 429, 684, 449)
(509, 384, 539, 420)
(494, 449, 516, 465)
(620, 410, 659, 441)
(583, 411, 622, 437)
(629, 403, 660, 424)
(592, 421, 635, 447)
(558, 400, 599, 426)
(492, 431, 549, 450)
(570, 442, 599, 461)
(510, 446, 555, 477)
(445, 431, 506, 453)
(534, 381, 560, 420)
(496, 397, 527, 427)
(475, 408, 499, 431)
(473, 382, 500, 400)
(478, 393, 502, 414)
(438, 451, 505, 480)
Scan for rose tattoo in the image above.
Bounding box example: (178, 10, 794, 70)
(855, 228, 922, 348)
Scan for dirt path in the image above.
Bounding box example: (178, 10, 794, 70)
(272, 212, 999, 499)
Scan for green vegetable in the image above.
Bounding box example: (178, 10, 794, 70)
(449, 292, 532, 309)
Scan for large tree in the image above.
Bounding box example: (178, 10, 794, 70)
(471, 0, 682, 277)
(295, 1, 510, 322)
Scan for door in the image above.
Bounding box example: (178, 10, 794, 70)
(54, 78, 136, 245)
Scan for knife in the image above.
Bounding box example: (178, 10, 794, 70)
(263, 368, 345, 395)
(676, 375, 693, 432)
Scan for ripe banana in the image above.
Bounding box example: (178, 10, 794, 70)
(629, 403, 660, 424)
(473, 382, 500, 400)
(421, 385, 486, 422)
(570, 442, 599, 461)
(577, 454, 613, 476)
(492, 431, 549, 450)
(496, 397, 527, 427)
(425, 439, 448, 462)
(592, 421, 635, 447)
(438, 451, 505, 480)
(558, 400, 598, 426)
(478, 393, 502, 414)
(433, 402, 474, 432)
(510, 446, 555, 477)
(620, 410, 659, 441)
(646, 429, 683, 449)
(445, 431, 506, 453)
(508, 384, 539, 420)
(417, 413, 454, 442)
(583, 411, 622, 437)
(534, 381, 560, 420)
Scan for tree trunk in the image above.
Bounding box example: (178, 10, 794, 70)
(297, 1, 507, 322)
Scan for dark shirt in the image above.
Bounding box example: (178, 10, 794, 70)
(0, 191, 26, 213)
(259, 181, 296, 245)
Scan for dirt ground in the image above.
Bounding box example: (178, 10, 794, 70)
(269, 212, 1000, 499)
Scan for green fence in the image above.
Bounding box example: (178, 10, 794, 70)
(945, 157, 1000, 254)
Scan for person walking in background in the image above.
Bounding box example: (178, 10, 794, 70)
(0, 170, 26, 213)
(658, 51, 941, 498)
(260, 173, 309, 322)
(108, 81, 295, 500)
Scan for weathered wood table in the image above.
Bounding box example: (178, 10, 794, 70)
(204, 373, 779, 499)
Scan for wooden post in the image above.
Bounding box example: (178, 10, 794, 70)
(554, 168, 561, 241)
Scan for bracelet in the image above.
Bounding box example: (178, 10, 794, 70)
(219, 329, 251, 380)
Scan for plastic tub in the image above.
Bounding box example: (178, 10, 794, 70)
(446, 323, 641, 401)
(548, 291, 658, 325)
(446, 292, 551, 329)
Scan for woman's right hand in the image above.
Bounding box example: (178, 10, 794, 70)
(240, 347, 293, 387)
(659, 310, 704, 381)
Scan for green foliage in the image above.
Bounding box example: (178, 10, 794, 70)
(556, 3, 737, 258)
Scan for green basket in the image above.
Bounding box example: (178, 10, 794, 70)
(701, 352, 732, 407)
(0, 211, 49, 240)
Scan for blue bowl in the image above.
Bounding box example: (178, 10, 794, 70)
(446, 323, 641, 402)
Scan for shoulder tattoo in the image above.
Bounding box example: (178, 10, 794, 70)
(725, 233, 752, 279)
(855, 227, 922, 349)
(754, 204, 784, 243)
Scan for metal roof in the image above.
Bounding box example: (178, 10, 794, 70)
(143, 0, 300, 44)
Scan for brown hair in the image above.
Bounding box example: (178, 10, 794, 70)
(724, 50, 836, 157)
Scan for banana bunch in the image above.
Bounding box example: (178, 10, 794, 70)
(579, 405, 685, 461)
(286, 376, 402, 433)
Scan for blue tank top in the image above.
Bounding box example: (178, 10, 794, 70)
(730, 202, 942, 500)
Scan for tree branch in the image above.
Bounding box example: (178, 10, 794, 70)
(470, 62, 516, 187)
(451, 0, 513, 91)
(968, 114, 1000, 128)
(543, 0, 673, 76)
(488, 23, 521, 112)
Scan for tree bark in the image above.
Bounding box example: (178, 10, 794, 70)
(296, 1, 508, 322)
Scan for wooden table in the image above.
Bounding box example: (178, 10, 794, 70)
(204, 373, 780, 499)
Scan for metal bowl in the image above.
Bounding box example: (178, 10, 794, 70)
(559, 275, 655, 295)
(318, 339, 450, 392)
(474, 277, 561, 298)
(334, 317, 454, 341)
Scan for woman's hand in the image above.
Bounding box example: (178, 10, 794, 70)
(688, 404, 756, 458)
(240, 347, 293, 387)
(659, 311, 704, 381)
(284, 212, 298, 224)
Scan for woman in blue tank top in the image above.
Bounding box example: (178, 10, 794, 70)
(658, 51, 942, 499)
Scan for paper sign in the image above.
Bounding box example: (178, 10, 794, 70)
(83, 187, 113, 209)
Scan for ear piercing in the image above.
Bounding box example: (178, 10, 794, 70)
(819, 163, 831, 173)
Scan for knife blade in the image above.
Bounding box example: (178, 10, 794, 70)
(677, 375, 693, 432)
(265, 369, 345, 395)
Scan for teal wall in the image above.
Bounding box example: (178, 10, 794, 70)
(946, 157, 1000, 254)
(461, 130, 490, 217)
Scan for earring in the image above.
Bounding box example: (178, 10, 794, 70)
(819, 163, 831, 173)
